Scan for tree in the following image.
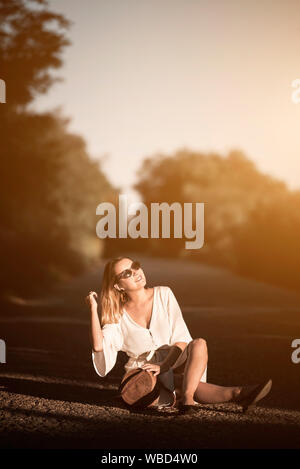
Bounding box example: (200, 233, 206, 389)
(133, 148, 300, 291)
(0, 0, 117, 297)
(0, 0, 71, 110)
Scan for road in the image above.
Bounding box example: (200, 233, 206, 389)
(1, 255, 300, 449)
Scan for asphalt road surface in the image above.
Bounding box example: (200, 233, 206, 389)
(1, 255, 300, 449)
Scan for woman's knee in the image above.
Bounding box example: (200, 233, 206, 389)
(188, 338, 207, 353)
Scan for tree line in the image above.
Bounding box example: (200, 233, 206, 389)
(107, 148, 300, 292)
(0, 0, 117, 298)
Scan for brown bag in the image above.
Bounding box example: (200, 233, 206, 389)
(118, 367, 176, 409)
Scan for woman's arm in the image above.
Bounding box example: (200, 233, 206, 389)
(86, 292, 103, 352)
(142, 341, 187, 376)
(167, 287, 193, 345)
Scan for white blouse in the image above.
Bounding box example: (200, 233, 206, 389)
(92, 285, 202, 379)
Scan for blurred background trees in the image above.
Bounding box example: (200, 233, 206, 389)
(0, 0, 117, 298)
(1, 0, 299, 298)
(0, 0, 70, 110)
(127, 148, 300, 291)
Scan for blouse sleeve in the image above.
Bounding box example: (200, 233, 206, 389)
(91, 322, 123, 377)
(166, 287, 193, 345)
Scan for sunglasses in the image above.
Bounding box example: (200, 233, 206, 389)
(115, 260, 141, 282)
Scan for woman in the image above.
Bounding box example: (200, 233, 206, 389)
(86, 256, 272, 414)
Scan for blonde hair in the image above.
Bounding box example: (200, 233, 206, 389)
(99, 256, 130, 326)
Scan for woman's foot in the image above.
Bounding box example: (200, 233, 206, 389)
(181, 397, 197, 406)
(177, 395, 199, 414)
(232, 379, 272, 413)
(177, 401, 199, 415)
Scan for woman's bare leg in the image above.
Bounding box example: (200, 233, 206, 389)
(181, 338, 208, 405)
(181, 338, 241, 405)
(194, 382, 241, 404)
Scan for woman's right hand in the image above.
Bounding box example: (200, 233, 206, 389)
(85, 291, 98, 310)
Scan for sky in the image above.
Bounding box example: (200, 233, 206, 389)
(32, 0, 300, 198)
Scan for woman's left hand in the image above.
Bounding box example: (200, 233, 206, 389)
(141, 363, 161, 376)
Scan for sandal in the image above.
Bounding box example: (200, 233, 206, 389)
(177, 400, 199, 415)
(232, 379, 272, 413)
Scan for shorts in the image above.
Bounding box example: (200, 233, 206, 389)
(148, 344, 207, 398)
(121, 344, 207, 403)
